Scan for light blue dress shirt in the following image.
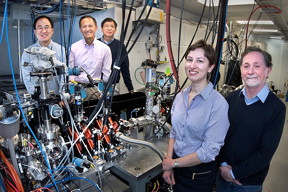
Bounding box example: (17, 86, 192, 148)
(170, 82, 230, 163)
(241, 84, 270, 105)
(21, 40, 66, 94)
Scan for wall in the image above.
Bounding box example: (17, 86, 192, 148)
(0, 19, 33, 78)
(266, 39, 288, 92)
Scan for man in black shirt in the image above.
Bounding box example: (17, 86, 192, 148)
(99, 18, 134, 94)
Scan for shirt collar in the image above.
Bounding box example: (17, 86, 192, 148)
(183, 82, 213, 100)
(100, 37, 114, 45)
(241, 84, 270, 103)
(82, 38, 96, 46)
(36, 40, 53, 49)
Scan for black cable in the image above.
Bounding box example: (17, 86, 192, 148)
(174, 0, 207, 91)
(87, 0, 140, 124)
(204, 0, 212, 40)
(177, 0, 184, 65)
(211, 0, 221, 46)
(212, 0, 228, 87)
(176, 0, 207, 71)
(125, 0, 149, 48)
(102, 0, 136, 127)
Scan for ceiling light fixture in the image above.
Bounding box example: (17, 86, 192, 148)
(197, 0, 254, 6)
(269, 36, 283, 39)
(253, 29, 279, 32)
(237, 20, 274, 25)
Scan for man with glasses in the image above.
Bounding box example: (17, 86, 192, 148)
(21, 15, 66, 95)
(69, 15, 112, 100)
(99, 18, 134, 95)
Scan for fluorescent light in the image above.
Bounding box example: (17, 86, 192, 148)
(237, 20, 274, 25)
(253, 29, 279, 32)
(197, 0, 254, 6)
(269, 36, 283, 39)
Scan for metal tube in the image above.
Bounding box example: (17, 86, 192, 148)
(18, 19, 22, 81)
(7, 138, 20, 176)
(116, 132, 164, 160)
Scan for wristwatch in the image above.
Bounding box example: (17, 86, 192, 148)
(174, 160, 179, 168)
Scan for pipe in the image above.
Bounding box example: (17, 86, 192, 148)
(163, 122, 172, 132)
(165, 0, 179, 89)
(115, 132, 164, 160)
(18, 19, 22, 81)
(7, 139, 20, 176)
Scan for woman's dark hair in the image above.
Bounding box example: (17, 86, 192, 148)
(185, 40, 216, 66)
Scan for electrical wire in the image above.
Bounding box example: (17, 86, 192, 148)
(244, 5, 282, 48)
(4, 177, 19, 192)
(3, 2, 59, 189)
(31, 0, 64, 14)
(87, 1, 153, 125)
(213, 0, 229, 88)
(0, 172, 7, 192)
(177, 0, 184, 65)
(0, 0, 8, 44)
(0, 164, 17, 188)
(166, 0, 179, 90)
(45, 177, 101, 192)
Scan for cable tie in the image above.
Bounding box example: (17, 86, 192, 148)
(113, 65, 121, 70)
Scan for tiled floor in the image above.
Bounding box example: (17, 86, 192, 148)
(263, 99, 288, 192)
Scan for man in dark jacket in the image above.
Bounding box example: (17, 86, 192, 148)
(99, 18, 134, 94)
(216, 47, 286, 192)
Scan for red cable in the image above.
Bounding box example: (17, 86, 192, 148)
(0, 150, 24, 192)
(4, 177, 19, 192)
(0, 164, 17, 187)
(245, 5, 282, 48)
(166, 0, 180, 90)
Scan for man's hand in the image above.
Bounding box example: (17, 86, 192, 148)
(219, 165, 242, 185)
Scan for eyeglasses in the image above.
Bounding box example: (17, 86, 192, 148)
(36, 25, 52, 31)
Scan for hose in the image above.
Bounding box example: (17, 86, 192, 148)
(0, 151, 24, 192)
(115, 132, 164, 160)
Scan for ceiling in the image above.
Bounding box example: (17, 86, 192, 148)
(1, 0, 288, 39)
(159, 0, 288, 40)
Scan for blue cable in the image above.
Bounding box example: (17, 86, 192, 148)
(32, 0, 62, 14)
(0, 0, 8, 44)
(4, 3, 59, 191)
(0, 174, 7, 192)
(45, 177, 102, 192)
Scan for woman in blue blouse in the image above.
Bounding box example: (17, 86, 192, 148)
(162, 40, 230, 192)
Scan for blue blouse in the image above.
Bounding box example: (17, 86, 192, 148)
(170, 82, 230, 163)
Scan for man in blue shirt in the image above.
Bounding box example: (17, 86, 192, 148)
(21, 16, 66, 95)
